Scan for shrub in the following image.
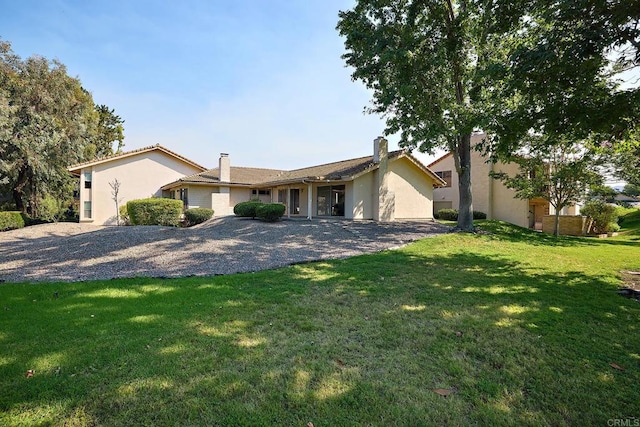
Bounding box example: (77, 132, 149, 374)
(38, 195, 66, 222)
(127, 198, 183, 226)
(607, 222, 621, 233)
(437, 208, 458, 221)
(473, 211, 487, 219)
(256, 203, 286, 222)
(0, 211, 25, 231)
(184, 208, 214, 226)
(581, 200, 619, 234)
(234, 201, 263, 218)
(119, 205, 130, 226)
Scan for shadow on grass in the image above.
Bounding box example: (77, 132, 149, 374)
(1, 243, 639, 425)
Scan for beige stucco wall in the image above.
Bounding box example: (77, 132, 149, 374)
(187, 186, 213, 209)
(80, 151, 203, 225)
(430, 140, 532, 228)
(489, 162, 530, 227)
(388, 158, 434, 219)
(431, 154, 459, 212)
(351, 173, 374, 220)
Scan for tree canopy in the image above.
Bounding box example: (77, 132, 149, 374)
(0, 39, 124, 214)
(338, 0, 639, 233)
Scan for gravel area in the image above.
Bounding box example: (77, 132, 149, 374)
(0, 217, 451, 283)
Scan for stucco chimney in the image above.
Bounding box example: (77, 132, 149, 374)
(373, 136, 388, 163)
(219, 153, 230, 183)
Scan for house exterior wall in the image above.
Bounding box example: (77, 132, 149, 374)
(80, 151, 203, 225)
(430, 139, 535, 228)
(351, 173, 375, 220)
(186, 186, 213, 209)
(388, 158, 435, 219)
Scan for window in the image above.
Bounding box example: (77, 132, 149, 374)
(317, 185, 345, 216)
(252, 189, 271, 196)
(83, 201, 92, 219)
(84, 172, 92, 189)
(435, 170, 452, 187)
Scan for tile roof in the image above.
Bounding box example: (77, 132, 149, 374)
(68, 144, 207, 173)
(164, 149, 445, 188)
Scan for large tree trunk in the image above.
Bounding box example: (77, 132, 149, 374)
(456, 133, 474, 232)
(12, 166, 29, 213)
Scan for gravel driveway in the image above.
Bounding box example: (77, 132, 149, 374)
(0, 217, 450, 283)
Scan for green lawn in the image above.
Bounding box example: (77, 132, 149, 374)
(1, 211, 639, 426)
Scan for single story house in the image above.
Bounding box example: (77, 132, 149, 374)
(69, 137, 446, 225)
(429, 133, 580, 230)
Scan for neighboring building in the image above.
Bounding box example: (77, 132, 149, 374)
(69, 138, 446, 225)
(428, 133, 580, 229)
(68, 145, 207, 225)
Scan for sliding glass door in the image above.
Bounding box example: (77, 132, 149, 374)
(317, 185, 345, 216)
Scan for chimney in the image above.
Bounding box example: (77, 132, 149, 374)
(219, 153, 230, 183)
(373, 136, 388, 163)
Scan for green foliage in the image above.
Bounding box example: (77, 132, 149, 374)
(0, 39, 124, 213)
(233, 201, 263, 218)
(126, 198, 183, 226)
(0, 211, 24, 231)
(255, 203, 286, 222)
(437, 209, 458, 221)
(473, 211, 487, 220)
(622, 183, 640, 197)
(581, 200, 620, 234)
(336, 1, 528, 231)
(184, 208, 214, 226)
(118, 205, 130, 226)
(37, 195, 65, 222)
(589, 184, 617, 202)
(436, 209, 486, 221)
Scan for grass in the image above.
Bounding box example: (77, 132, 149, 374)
(1, 211, 639, 426)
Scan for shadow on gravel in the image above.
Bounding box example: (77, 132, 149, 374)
(0, 217, 450, 283)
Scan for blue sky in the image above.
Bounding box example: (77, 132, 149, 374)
(1, 0, 428, 170)
(1, 1, 636, 178)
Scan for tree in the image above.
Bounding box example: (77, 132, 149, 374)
(84, 104, 125, 160)
(109, 178, 123, 225)
(488, 0, 640, 158)
(623, 183, 640, 197)
(491, 138, 603, 236)
(338, 1, 533, 231)
(0, 39, 124, 214)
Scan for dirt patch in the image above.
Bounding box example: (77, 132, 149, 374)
(618, 271, 640, 301)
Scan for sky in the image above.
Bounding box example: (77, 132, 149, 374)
(1, 0, 438, 170)
(1, 1, 636, 181)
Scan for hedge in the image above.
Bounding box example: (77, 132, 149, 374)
(184, 208, 214, 226)
(256, 203, 286, 222)
(581, 200, 619, 233)
(234, 201, 263, 218)
(126, 198, 183, 226)
(435, 209, 486, 221)
(0, 211, 26, 231)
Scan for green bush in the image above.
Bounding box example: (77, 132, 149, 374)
(127, 198, 183, 226)
(256, 203, 286, 222)
(581, 200, 619, 233)
(119, 205, 130, 226)
(0, 211, 25, 231)
(184, 208, 214, 226)
(435, 209, 486, 221)
(234, 201, 263, 218)
(607, 222, 621, 233)
(473, 211, 487, 219)
(38, 195, 66, 222)
(437, 208, 458, 221)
